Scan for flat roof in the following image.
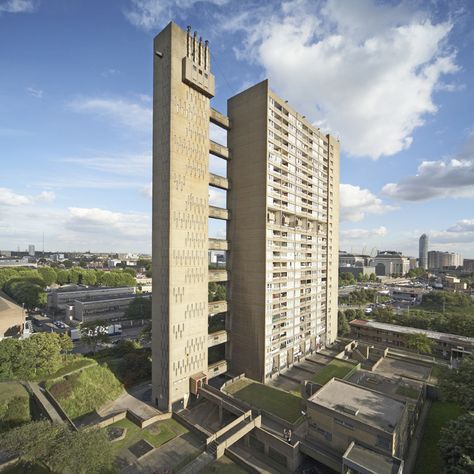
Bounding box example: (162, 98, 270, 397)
(350, 319, 474, 346)
(75, 293, 150, 305)
(53, 286, 134, 294)
(309, 379, 405, 433)
(344, 442, 402, 474)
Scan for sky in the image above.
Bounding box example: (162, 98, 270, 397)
(0, 0, 473, 258)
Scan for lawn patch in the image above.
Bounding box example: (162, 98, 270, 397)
(107, 418, 188, 454)
(311, 359, 357, 385)
(43, 356, 96, 381)
(395, 385, 420, 400)
(224, 378, 302, 424)
(45, 365, 123, 420)
(414, 401, 464, 474)
(0, 382, 30, 432)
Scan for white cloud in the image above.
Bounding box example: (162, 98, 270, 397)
(224, 0, 458, 159)
(447, 219, 474, 233)
(0, 188, 30, 206)
(0, 0, 36, 14)
(341, 226, 387, 240)
(36, 191, 55, 202)
(124, 0, 228, 30)
(66, 207, 150, 239)
(382, 131, 474, 201)
(60, 153, 151, 177)
(26, 87, 43, 99)
(340, 183, 396, 222)
(69, 97, 151, 132)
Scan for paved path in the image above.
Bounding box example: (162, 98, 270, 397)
(26, 382, 65, 425)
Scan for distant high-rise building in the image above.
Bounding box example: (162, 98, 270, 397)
(418, 234, 428, 269)
(151, 22, 339, 411)
(428, 251, 463, 269)
(28, 245, 35, 257)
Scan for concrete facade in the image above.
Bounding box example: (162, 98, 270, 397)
(428, 250, 463, 269)
(228, 81, 340, 382)
(307, 378, 408, 460)
(151, 22, 340, 409)
(47, 286, 135, 312)
(350, 319, 474, 360)
(152, 23, 214, 412)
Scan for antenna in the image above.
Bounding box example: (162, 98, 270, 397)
(43, 232, 45, 257)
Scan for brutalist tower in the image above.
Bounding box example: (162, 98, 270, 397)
(152, 22, 339, 410)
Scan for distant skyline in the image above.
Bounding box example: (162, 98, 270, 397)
(0, 0, 473, 257)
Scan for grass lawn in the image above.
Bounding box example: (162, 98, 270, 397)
(0, 382, 30, 431)
(311, 359, 357, 385)
(395, 385, 420, 400)
(414, 401, 464, 474)
(45, 364, 123, 420)
(3, 462, 49, 474)
(202, 455, 246, 473)
(224, 378, 302, 424)
(108, 417, 188, 454)
(42, 356, 97, 381)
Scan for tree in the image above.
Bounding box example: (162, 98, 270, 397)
(439, 413, 474, 473)
(3, 277, 47, 309)
(405, 333, 433, 354)
(56, 269, 70, 285)
(439, 354, 474, 410)
(58, 333, 73, 354)
(125, 297, 151, 319)
(338, 311, 350, 337)
(140, 322, 151, 343)
(0, 421, 113, 474)
(37, 267, 57, 286)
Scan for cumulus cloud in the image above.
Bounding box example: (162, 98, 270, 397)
(0, 188, 30, 206)
(69, 97, 151, 132)
(36, 191, 55, 202)
(124, 0, 228, 30)
(427, 219, 474, 248)
(66, 207, 150, 238)
(223, 0, 458, 159)
(0, 0, 36, 14)
(341, 226, 387, 239)
(382, 132, 474, 201)
(340, 184, 396, 222)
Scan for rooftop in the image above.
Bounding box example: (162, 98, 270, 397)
(309, 378, 406, 433)
(343, 442, 403, 474)
(75, 293, 150, 305)
(350, 319, 474, 346)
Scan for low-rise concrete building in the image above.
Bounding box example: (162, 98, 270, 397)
(307, 378, 408, 468)
(350, 319, 474, 361)
(0, 293, 24, 340)
(47, 286, 136, 312)
(443, 275, 467, 291)
(66, 293, 151, 323)
(373, 252, 410, 277)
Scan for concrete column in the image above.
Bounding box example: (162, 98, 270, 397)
(219, 403, 223, 423)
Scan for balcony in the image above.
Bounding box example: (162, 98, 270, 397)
(209, 205, 229, 220)
(208, 238, 229, 251)
(209, 173, 230, 190)
(209, 269, 229, 282)
(210, 108, 230, 130)
(208, 330, 228, 348)
(208, 300, 227, 314)
(210, 140, 230, 160)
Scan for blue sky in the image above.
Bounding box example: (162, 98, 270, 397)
(0, 0, 473, 258)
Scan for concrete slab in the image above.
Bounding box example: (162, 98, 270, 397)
(374, 357, 431, 381)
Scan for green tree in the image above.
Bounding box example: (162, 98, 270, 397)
(3, 277, 46, 309)
(338, 311, 350, 336)
(123, 268, 137, 277)
(439, 354, 474, 410)
(405, 333, 433, 354)
(0, 338, 21, 380)
(125, 297, 151, 319)
(37, 267, 57, 286)
(439, 413, 474, 473)
(62, 259, 73, 269)
(140, 322, 152, 343)
(58, 333, 73, 354)
(215, 283, 226, 301)
(0, 421, 113, 474)
(56, 269, 70, 285)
